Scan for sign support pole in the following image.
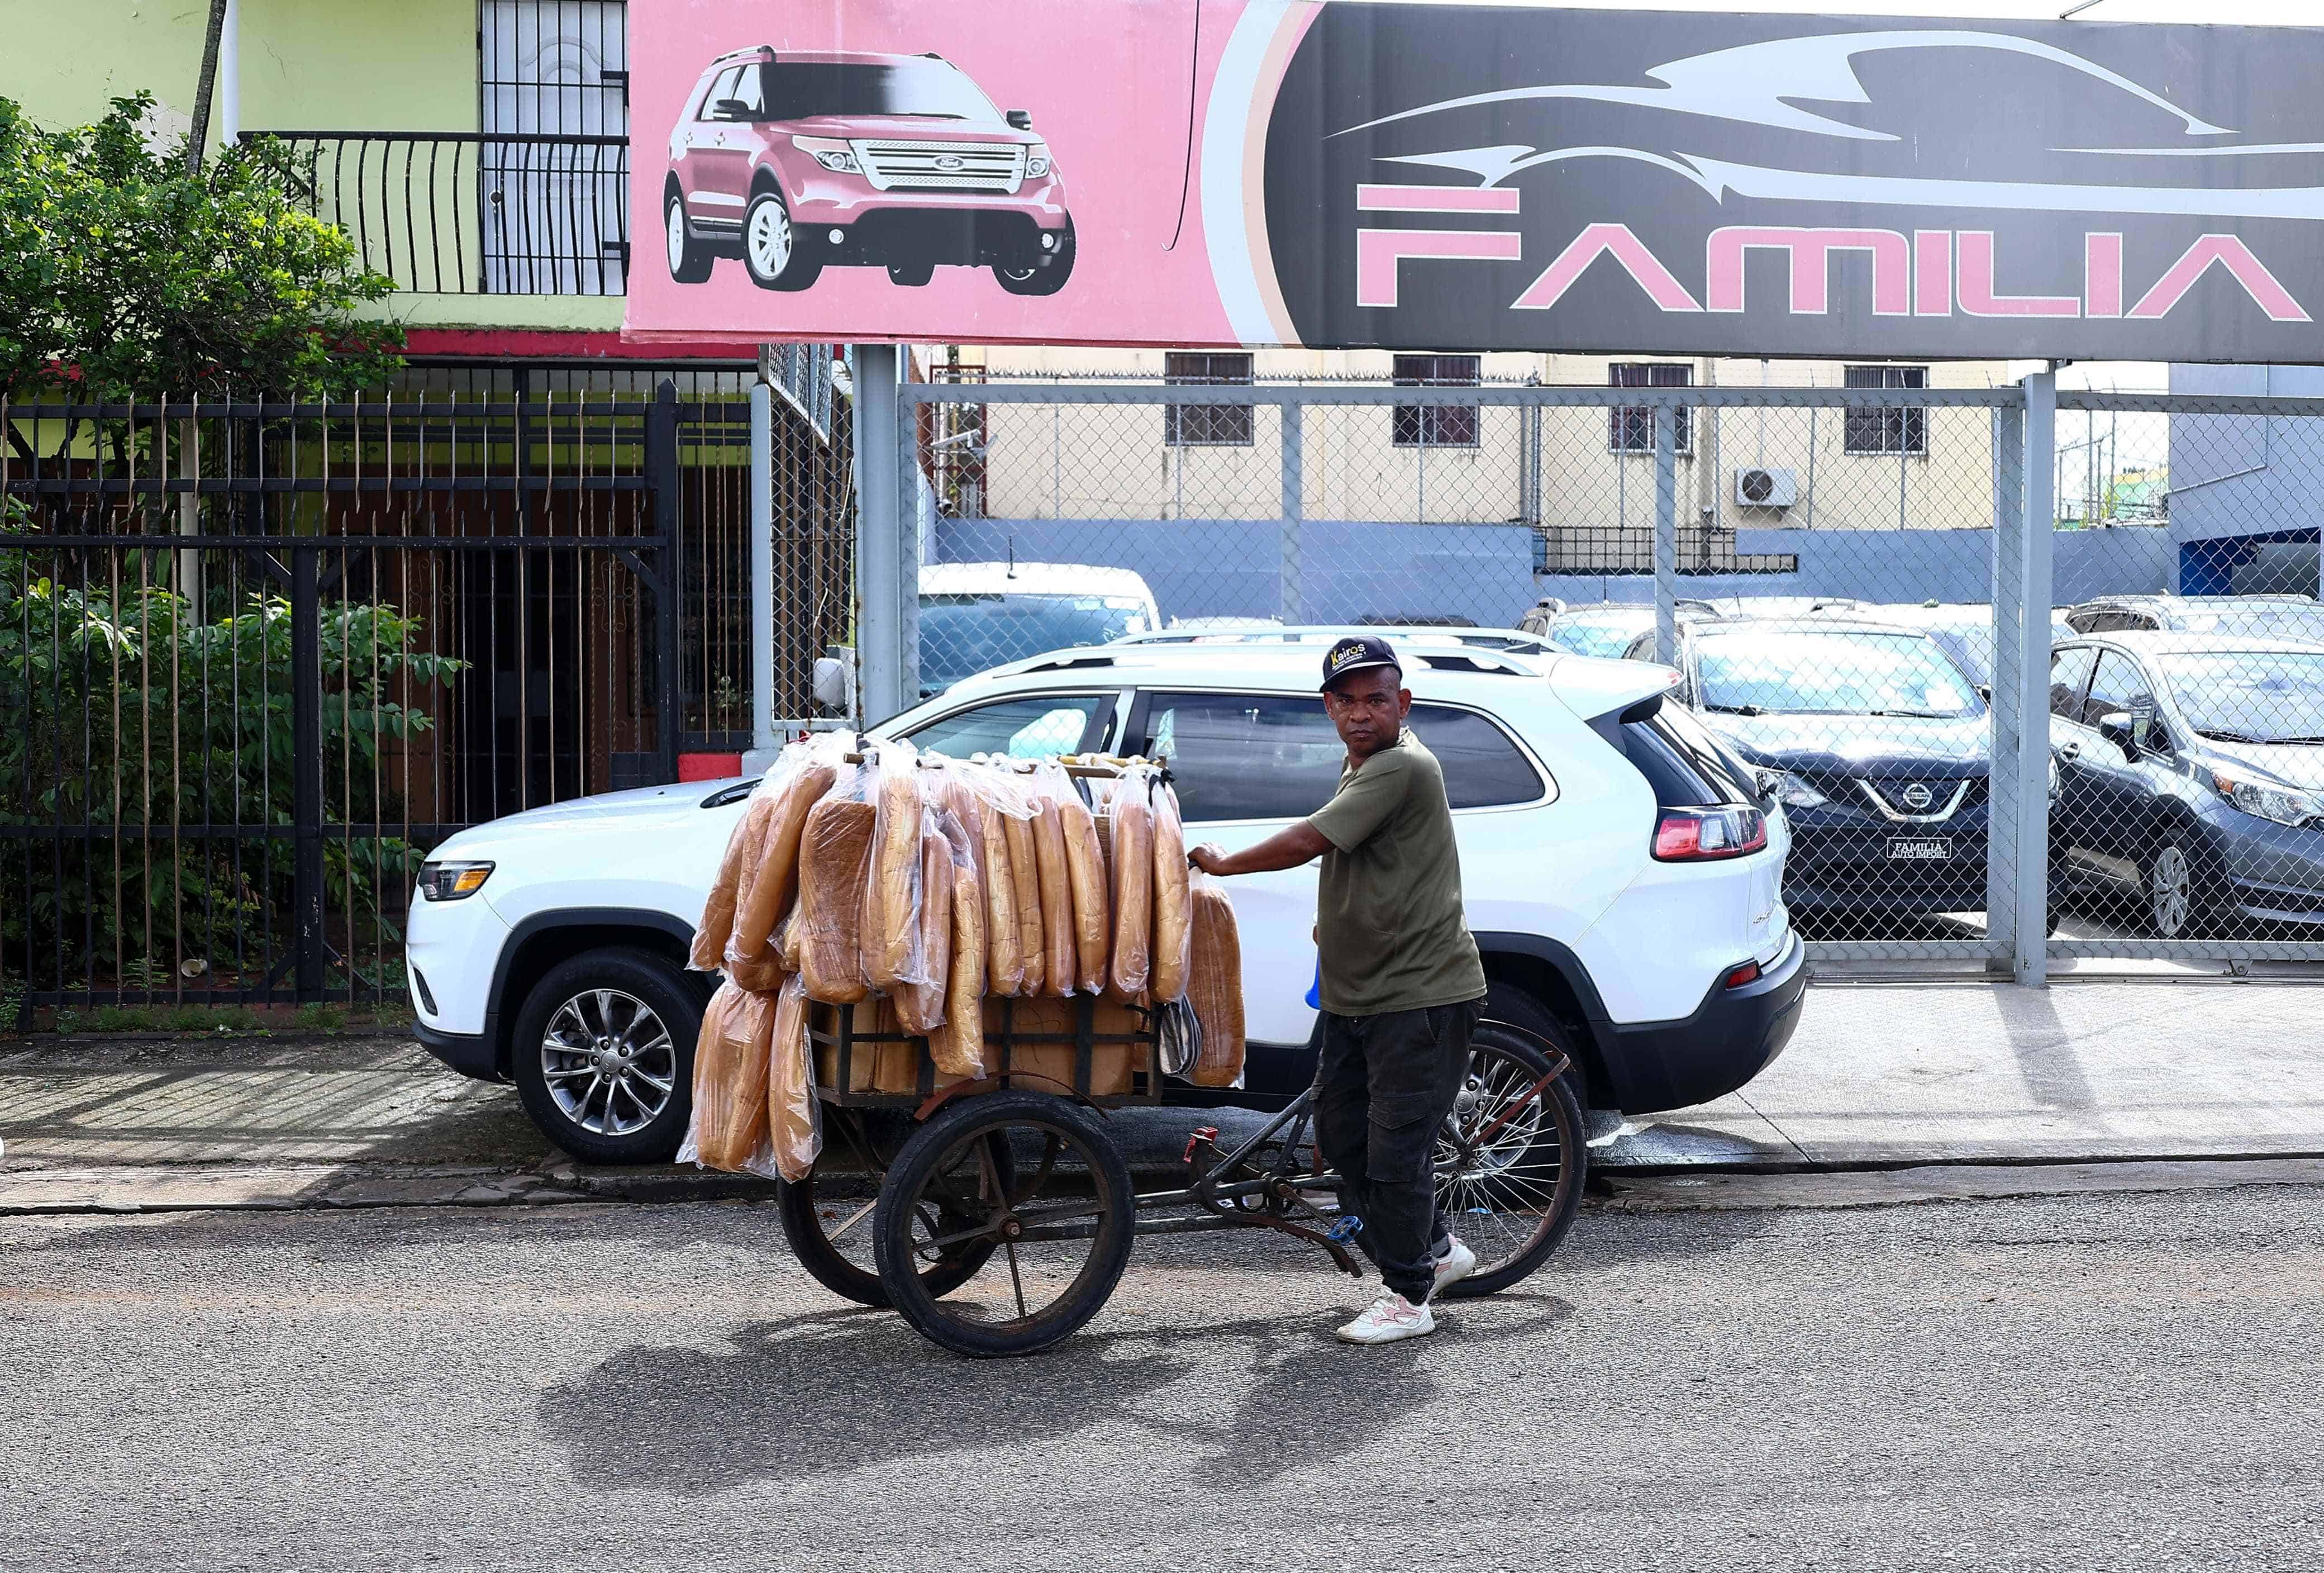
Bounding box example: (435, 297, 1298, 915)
(1653, 402, 1678, 666)
(850, 344, 906, 724)
(749, 379, 775, 756)
(1987, 403, 2024, 963)
(2013, 368, 2058, 989)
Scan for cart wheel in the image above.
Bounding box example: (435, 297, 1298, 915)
(777, 1109, 1011, 1308)
(1431, 1020, 1588, 1299)
(873, 1091, 1136, 1358)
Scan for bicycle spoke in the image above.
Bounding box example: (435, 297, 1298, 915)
(1004, 1242, 1028, 1320)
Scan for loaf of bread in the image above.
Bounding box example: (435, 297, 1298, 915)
(765, 977, 821, 1181)
(1186, 874, 1246, 1087)
(928, 821, 987, 1078)
(1149, 783, 1191, 1002)
(1003, 809, 1046, 995)
(861, 752, 927, 992)
(690, 791, 777, 971)
(689, 981, 777, 1172)
(730, 760, 837, 966)
(773, 900, 803, 975)
(724, 947, 787, 996)
(1030, 786, 1077, 996)
(1060, 788, 1108, 995)
(973, 789, 1026, 996)
(897, 832, 954, 1035)
(1108, 786, 1154, 997)
(798, 796, 876, 1004)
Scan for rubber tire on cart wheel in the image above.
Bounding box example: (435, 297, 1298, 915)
(509, 947, 701, 1166)
(993, 227, 1074, 296)
(885, 259, 935, 287)
(664, 188, 712, 283)
(1432, 1020, 1589, 1299)
(775, 1118, 1011, 1308)
(742, 187, 822, 292)
(2144, 831, 2233, 940)
(874, 1091, 1135, 1357)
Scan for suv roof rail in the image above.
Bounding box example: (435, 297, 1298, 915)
(1412, 653, 1523, 676)
(708, 44, 774, 65)
(1023, 654, 1117, 673)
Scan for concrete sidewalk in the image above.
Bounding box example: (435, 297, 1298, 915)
(3, 975, 2322, 1214)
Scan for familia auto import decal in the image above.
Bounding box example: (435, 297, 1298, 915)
(625, 1, 2324, 362)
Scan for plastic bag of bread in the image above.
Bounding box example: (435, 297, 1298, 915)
(1185, 870, 1246, 1088)
(858, 742, 935, 994)
(945, 761, 1032, 997)
(727, 735, 844, 974)
(997, 780, 1046, 996)
(773, 900, 803, 975)
(678, 981, 780, 1176)
(1025, 764, 1079, 996)
(1149, 777, 1192, 1002)
(896, 810, 954, 1035)
(927, 809, 988, 1078)
(690, 787, 775, 971)
(1106, 765, 1156, 998)
(1050, 769, 1109, 996)
(766, 976, 822, 1182)
(797, 762, 875, 1004)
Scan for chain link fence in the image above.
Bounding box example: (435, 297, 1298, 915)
(893, 374, 2324, 972)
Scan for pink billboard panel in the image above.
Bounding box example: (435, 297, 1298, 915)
(626, 2, 2324, 362)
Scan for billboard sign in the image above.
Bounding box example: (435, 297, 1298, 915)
(624, 1, 2324, 361)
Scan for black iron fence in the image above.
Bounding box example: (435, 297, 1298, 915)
(245, 131, 630, 294)
(0, 381, 854, 1017)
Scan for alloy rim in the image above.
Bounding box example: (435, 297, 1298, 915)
(2151, 845, 2192, 937)
(665, 202, 688, 272)
(749, 198, 792, 277)
(540, 988, 677, 1137)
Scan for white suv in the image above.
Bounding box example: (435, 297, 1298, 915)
(406, 639, 1805, 1163)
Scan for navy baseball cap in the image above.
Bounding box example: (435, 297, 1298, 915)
(1320, 634, 1401, 691)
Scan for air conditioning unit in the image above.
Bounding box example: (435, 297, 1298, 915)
(1735, 467, 1798, 509)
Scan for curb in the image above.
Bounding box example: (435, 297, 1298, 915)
(1597, 1156, 2324, 1212)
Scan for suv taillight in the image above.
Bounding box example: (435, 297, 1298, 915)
(1652, 806, 1768, 862)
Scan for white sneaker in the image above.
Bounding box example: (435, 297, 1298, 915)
(1335, 1292, 1435, 1345)
(1431, 1235, 1478, 1298)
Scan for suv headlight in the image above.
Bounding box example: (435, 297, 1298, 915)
(1025, 142, 1052, 178)
(417, 860, 494, 901)
(1775, 771, 1828, 810)
(791, 135, 860, 173)
(2211, 771, 2324, 829)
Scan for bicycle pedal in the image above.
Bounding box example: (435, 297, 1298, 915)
(1182, 1126, 1220, 1164)
(1326, 1213, 1364, 1244)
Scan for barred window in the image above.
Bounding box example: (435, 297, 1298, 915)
(1609, 363, 1692, 454)
(1163, 352, 1254, 447)
(1392, 354, 1480, 448)
(1844, 365, 1929, 455)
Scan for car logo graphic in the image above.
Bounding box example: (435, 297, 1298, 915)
(935, 154, 965, 171)
(1902, 783, 1934, 810)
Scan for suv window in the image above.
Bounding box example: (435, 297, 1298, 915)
(902, 695, 1110, 760)
(1141, 692, 1545, 823)
(2050, 647, 2098, 722)
(698, 65, 744, 120)
(1604, 702, 1758, 807)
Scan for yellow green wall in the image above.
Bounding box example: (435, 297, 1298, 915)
(1, 1, 213, 140)
(236, 0, 477, 132)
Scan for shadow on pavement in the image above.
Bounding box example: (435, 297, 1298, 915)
(537, 1294, 1575, 1494)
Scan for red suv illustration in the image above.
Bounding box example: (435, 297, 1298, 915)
(664, 47, 1075, 296)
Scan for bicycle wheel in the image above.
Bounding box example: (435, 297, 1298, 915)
(777, 1108, 1010, 1308)
(873, 1091, 1136, 1358)
(1432, 1021, 1588, 1298)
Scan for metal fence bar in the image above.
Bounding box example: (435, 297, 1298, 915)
(2014, 369, 2058, 989)
(1987, 404, 2025, 961)
(1652, 404, 1678, 666)
(1280, 400, 1304, 624)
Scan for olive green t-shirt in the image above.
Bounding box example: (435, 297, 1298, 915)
(1306, 728, 1487, 1017)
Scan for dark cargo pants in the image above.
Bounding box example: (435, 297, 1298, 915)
(1312, 998, 1486, 1304)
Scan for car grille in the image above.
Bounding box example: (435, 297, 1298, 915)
(1857, 778, 1975, 821)
(851, 139, 1026, 193)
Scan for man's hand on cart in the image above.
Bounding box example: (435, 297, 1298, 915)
(1188, 823, 1330, 878)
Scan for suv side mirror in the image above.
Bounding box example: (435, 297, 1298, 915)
(713, 98, 753, 119)
(1006, 108, 1034, 130)
(2096, 711, 2140, 761)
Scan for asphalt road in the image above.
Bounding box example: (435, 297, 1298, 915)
(6, 1186, 2322, 1571)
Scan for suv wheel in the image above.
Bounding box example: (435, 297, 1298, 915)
(743, 188, 821, 292)
(511, 947, 701, 1165)
(993, 225, 1074, 296)
(1482, 979, 1593, 1113)
(664, 188, 713, 283)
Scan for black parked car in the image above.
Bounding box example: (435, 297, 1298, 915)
(1631, 619, 2051, 933)
(2049, 633, 2324, 938)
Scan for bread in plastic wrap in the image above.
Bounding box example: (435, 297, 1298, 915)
(896, 825, 954, 1036)
(1028, 777, 1078, 996)
(682, 981, 777, 1173)
(689, 790, 775, 971)
(1107, 777, 1155, 998)
(723, 947, 787, 996)
(1149, 779, 1192, 1002)
(1058, 786, 1109, 995)
(859, 745, 931, 994)
(949, 770, 1026, 997)
(798, 795, 877, 1004)
(767, 976, 822, 1182)
(1002, 807, 1046, 995)
(730, 758, 838, 967)
(928, 812, 988, 1079)
(1186, 871, 1246, 1087)
(773, 900, 803, 975)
